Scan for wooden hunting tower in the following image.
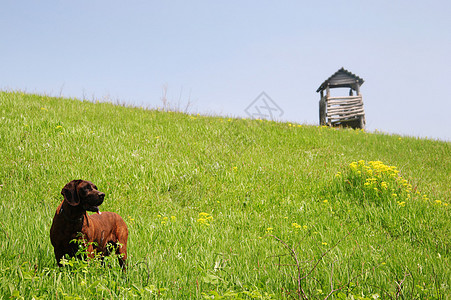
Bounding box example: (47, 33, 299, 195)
(317, 68, 366, 129)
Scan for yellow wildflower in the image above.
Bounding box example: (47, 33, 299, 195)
(197, 218, 210, 226)
(292, 223, 302, 229)
(197, 212, 213, 226)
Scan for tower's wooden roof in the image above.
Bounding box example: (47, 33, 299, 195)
(316, 68, 364, 92)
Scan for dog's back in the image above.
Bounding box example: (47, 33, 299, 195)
(85, 212, 129, 256)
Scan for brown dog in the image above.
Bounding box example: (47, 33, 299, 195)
(50, 180, 128, 269)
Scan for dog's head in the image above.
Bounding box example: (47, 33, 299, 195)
(61, 180, 105, 214)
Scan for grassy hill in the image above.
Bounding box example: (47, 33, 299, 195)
(0, 91, 449, 299)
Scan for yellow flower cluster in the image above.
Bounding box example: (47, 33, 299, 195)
(197, 212, 213, 226)
(435, 200, 448, 206)
(291, 223, 308, 230)
(349, 160, 399, 178)
(291, 223, 302, 229)
(344, 160, 416, 206)
(157, 214, 177, 225)
(342, 160, 448, 207)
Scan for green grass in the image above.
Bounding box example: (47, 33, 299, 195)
(0, 91, 449, 299)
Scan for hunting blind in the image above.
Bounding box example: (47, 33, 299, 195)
(317, 68, 366, 129)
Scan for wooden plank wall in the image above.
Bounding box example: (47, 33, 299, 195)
(326, 96, 365, 125)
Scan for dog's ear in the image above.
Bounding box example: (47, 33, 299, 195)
(61, 180, 82, 206)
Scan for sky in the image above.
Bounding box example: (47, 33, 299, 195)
(1, 1, 450, 141)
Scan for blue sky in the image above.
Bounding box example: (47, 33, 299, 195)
(1, 1, 450, 141)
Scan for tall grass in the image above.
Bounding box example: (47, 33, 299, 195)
(0, 91, 449, 299)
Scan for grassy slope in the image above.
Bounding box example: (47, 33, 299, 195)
(0, 91, 449, 299)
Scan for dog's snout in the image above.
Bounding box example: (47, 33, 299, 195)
(98, 192, 105, 200)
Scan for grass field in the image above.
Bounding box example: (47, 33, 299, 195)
(0, 91, 449, 299)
